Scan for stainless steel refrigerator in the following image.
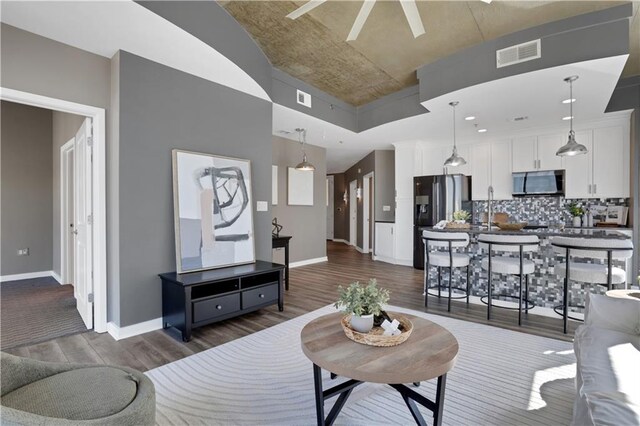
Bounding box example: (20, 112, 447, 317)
(413, 174, 472, 269)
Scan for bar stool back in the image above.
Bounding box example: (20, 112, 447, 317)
(422, 231, 471, 312)
(550, 236, 633, 333)
(478, 234, 540, 326)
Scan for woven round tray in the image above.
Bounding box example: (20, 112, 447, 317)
(445, 222, 471, 229)
(495, 222, 528, 231)
(341, 314, 413, 347)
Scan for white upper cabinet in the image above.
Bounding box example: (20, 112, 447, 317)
(512, 135, 563, 172)
(563, 130, 592, 199)
(395, 143, 416, 199)
(421, 145, 445, 176)
(491, 140, 513, 200)
(592, 126, 628, 198)
(536, 133, 564, 171)
(511, 136, 537, 172)
(470, 143, 491, 200)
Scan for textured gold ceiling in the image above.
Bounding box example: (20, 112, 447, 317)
(222, 1, 640, 106)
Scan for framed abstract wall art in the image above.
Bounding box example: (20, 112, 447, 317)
(172, 149, 255, 273)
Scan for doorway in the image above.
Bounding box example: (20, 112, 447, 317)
(362, 172, 374, 254)
(1, 87, 107, 333)
(349, 180, 357, 246)
(326, 176, 334, 240)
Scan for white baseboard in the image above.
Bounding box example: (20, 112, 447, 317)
(51, 271, 62, 284)
(0, 270, 55, 282)
(107, 317, 163, 341)
(372, 254, 397, 265)
(332, 239, 349, 245)
(394, 258, 413, 267)
(290, 257, 328, 268)
(355, 246, 369, 254)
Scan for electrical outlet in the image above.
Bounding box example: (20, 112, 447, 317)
(17, 248, 29, 256)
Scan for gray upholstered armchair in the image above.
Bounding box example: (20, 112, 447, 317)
(1, 352, 155, 425)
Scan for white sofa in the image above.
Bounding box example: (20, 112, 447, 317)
(572, 293, 640, 426)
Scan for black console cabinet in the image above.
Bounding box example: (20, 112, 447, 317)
(159, 261, 285, 342)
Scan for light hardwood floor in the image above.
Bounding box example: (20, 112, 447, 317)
(4, 241, 577, 371)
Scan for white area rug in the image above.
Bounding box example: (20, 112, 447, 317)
(146, 305, 576, 425)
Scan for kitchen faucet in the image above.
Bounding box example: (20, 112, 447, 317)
(487, 185, 494, 231)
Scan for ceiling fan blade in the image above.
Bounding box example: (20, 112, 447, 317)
(399, 0, 425, 38)
(347, 0, 377, 41)
(481, 0, 492, 3)
(286, 0, 327, 20)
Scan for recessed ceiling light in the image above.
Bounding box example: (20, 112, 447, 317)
(465, 116, 476, 121)
(562, 98, 576, 104)
(562, 116, 573, 121)
(478, 128, 488, 133)
(339, 140, 343, 144)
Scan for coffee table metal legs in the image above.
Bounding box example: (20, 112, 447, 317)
(312, 364, 447, 426)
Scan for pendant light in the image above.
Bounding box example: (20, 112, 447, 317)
(556, 76, 588, 157)
(443, 101, 467, 167)
(294, 128, 315, 171)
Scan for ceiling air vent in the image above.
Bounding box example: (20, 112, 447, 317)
(296, 89, 312, 108)
(496, 39, 541, 68)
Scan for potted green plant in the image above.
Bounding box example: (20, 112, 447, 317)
(334, 279, 390, 333)
(452, 210, 471, 224)
(567, 202, 585, 227)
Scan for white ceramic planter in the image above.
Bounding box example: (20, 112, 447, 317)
(350, 314, 374, 333)
(572, 216, 582, 227)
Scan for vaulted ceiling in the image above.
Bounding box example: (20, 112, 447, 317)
(221, 1, 640, 106)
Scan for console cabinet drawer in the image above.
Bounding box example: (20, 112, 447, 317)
(242, 283, 279, 309)
(193, 293, 240, 323)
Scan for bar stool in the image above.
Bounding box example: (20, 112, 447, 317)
(478, 234, 540, 326)
(550, 236, 634, 334)
(422, 230, 471, 312)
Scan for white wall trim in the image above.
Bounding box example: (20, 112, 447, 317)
(1, 87, 108, 333)
(51, 271, 62, 284)
(332, 239, 349, 244)
(107, 317, 163, 341)
(290, 257, 329, 268)
(60, 138, 74, 285)
(0, 271, 56, 282)
(354, 245, 368, 254)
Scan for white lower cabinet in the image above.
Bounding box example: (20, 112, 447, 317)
(374, 222, 395, 262)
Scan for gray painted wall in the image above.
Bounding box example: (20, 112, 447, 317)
(330, 173, 348, 241)
(272, 136, 327, 263)
(374, 151, 395, 223)
(117, 51, 273, 327)
(1, 101, 53, 276)
(52, 112, 85, 279)
(0, 24, 110, 109)
(138, 0, 273, 96)
(417, 4, 631, 103)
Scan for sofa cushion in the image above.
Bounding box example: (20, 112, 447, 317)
(1, 366, 138, 420)
(586, 293, 640, 336)
(574, 325, 640, 425)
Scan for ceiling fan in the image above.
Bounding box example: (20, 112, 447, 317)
(286, 0, 492, 41)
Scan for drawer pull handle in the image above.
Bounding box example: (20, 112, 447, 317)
(259, 294, 265, 299)
(216, 305, 222, 310)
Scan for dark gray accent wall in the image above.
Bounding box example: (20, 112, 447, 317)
(272, 136, 327, 262)
(1, 101, 53, 276)
(52, 111, 85, 278)
(417, 4, 632, 103)
(272, 69, 358, 132)
(374, 151, 395, 223)
(137, 1, 272, 96)
(606, 76, 640, 285)
(117, 51, 272, 327)
(0, 24, 110, 109)
(331, 173, 348, 241)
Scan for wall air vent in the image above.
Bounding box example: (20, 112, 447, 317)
(496, 39, 541, 68)
(296, 89, 312, 108)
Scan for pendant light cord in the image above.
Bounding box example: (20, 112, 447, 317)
(452, 104, 457, 149)
(569, 80, 574, 134)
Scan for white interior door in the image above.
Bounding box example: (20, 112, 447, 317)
(362, 176, 370, 253)
(349, 180, 357, 246)
(74, 119, 93, 329)
(326, 176, 334, 240)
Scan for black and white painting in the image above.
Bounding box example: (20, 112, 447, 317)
(172, 150, 255, 273)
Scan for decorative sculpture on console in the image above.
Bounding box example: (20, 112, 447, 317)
(272, 217, 283, 237)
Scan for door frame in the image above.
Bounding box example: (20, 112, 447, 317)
(349, 179, 357, 246)
(60, 138, 75, 286)
(1, 87, 108, 333)
(362, 172, 374, 254)
(326, 175, 334, 240)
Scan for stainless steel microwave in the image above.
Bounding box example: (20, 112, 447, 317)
(512, 170, 565, 196)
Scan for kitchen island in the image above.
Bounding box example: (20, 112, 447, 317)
(420, 225, 632, 311)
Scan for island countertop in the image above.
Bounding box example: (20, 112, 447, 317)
(420, 225, 631, 239)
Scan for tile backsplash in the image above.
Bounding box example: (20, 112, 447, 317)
(472, 197, 629, 225)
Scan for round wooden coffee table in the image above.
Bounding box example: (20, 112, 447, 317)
(301, 311, 459, 426)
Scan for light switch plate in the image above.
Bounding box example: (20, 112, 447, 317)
(256, 201, 268, 212)
(383, 205, 391, 211)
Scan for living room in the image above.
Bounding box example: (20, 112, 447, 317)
(1, 1, 639, 425)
